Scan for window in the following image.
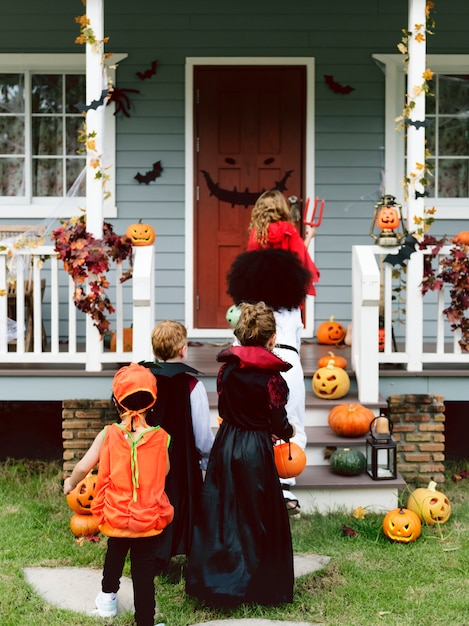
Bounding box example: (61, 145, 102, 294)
(373, 54, 469, 219)
(0, 54, 125, 219)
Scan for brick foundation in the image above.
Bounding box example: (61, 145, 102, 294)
(387, 394, 445, 485)
(62, 399, 117, 477)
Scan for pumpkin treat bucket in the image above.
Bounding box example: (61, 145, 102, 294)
(274, 441, 306, 479)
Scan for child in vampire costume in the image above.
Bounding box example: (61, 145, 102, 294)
(185, 302, 296, 608)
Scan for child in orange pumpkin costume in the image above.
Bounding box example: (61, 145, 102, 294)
(63, 363, 173, 626)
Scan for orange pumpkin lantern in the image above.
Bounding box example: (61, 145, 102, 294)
(70, 513, 100, 537)
(312, 359, 350, 400)
(376, 206, 400, 231)
(453, 231, 469, 245)
(125, 220, 156, 246)
(317, 351, 348, 369)
(406, 480, 451, 526)
(316, 316, 346, 345)
(328, 403, 375, 437)
(382, 507, 421, 543)
(110, 327, 133, 352)
(66, 473, 97, 515)
(274, 441, 307, 478)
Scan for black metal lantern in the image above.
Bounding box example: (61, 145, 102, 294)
(366, 415, 397, 480)
(369, 194, 407, 246)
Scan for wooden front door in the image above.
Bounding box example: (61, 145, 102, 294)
(194, 65, 306, 329)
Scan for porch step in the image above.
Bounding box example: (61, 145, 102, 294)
(206, 391, 405, 513)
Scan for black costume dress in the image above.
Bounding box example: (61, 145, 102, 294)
(143, 362, 204, 570)
(185, 345, 295, 608)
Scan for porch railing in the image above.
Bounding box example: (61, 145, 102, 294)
(0, 244, 155, 370)
(352, 244, 469, 404)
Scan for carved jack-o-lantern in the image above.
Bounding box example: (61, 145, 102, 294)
(312, 359, 350, 400)
(66, 474, 97, 515)
(406, 480, 451, 525)
(383, 507, 421, 543)
(125, 220, 156, 246)
(316, 316, 346, 345)
(376, 206, 400, 231)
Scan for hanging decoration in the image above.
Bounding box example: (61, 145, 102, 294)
(108, 86, 141, 117)
(136, 60, 158, 80)
(74, 89, 110, 113)
(324, 74, 355, 95)
(134, 161, 164, 184)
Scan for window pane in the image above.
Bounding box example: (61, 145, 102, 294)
(438, 74, 469, 114)
(438, 118, 469, 156)
(32, 74, 63, 114)
(66, 158, 86, 195)
(32, 117, 62, 155)
(438, 159, 469, 198)
(0, 158, 24, 196)
(0, 74, 24, 113)
(66, 75, 86, 113)
(66, 117, 83, 155)
(33, 159, 63, 196)
(0, 116, 24, 154)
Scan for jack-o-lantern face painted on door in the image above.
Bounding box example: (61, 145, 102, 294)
(377, 206, 400, 231)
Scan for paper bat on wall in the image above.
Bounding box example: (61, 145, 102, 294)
(324, 74, 355, 95)
(415, 190, 429, 200)
(136, 60, 158, 80)
(383, 234, 419, 267)
(74, 89, 109, 112)
(134, 161, 163, 184)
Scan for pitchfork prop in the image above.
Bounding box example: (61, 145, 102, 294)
(303, 196, 325, 228)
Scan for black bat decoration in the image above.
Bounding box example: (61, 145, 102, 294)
(383, 234, 419, 267)
(324, 74, 355, 95)
(404, 118, 431, 129)
(136, 60, 158, 81)
(134, 161, 163, 184)
(74, 89, 109, 112)
(415, 190, 429, 200)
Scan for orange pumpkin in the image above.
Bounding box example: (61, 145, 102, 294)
(110, 327, 133, 352)
(312, 360, 350, 400)
(125, 220, 156, 246)
(66, 474, 97, 515)
(316, 316, 346, 345)
(317, 351, 348, 369)
(382, 507, 421, 543)
(274, 442, 307, 479)
(406, 480, 451, 525)
(70, 513, 100, 537)
(377, 206, 400, 230)
(327, 403, 375, 437)
(453, 231, 469, 245)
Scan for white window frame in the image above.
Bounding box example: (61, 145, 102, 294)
(0, 53, 127, 219)
(373, 54, 469, 220)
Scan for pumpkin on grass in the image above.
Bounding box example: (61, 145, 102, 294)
(274, 441, 306, 479)
(383, 507, 421, 543)
(406, 480, 451, 525)
(328, 403, 374, 437)
(312, 359, 350, 400)
(316, 316, 346, 345)
(329, 448, 366, 476)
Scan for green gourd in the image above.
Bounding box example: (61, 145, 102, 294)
(330, 448, 366, 476)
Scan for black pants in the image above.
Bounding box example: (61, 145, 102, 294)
(102, 534, 161, 626)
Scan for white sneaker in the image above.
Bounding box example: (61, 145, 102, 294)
(94, 591, 118, 617)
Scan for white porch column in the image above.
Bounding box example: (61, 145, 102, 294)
(85, 0, 105, 370)
(405, 0, 427, 371)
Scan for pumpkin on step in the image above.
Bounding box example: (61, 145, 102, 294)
(110, 327, 133, 352)
(382, 507, 421, 543)
(406, 480, 451, 525)
(316, 316, 346, 345)
(329, 448, 366, 476)
(317, 351, 348, 369)
(312, 359, 350, 400)
(328, 403, 374, 437)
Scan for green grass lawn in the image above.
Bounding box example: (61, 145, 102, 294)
(1, 458, 468, 626)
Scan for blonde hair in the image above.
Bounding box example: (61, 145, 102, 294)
(234, 302, 276, 347)
(151, 320, 187, 360)
(249, 190, 293, 246)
